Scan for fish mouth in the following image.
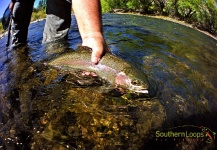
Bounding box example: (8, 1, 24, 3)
(130, 85, 149, 94)
(134, 89, 149, 94)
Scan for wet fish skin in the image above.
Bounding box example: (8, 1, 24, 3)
(47, 47, 149, 93)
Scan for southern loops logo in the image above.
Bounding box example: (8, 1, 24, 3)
(156, 125, 216, 143)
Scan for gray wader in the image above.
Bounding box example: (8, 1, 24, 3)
(42, 0, 72, 43)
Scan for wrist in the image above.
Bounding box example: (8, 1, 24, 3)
(82, 32, 103, 41)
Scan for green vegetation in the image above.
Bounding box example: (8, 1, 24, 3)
(31, 0, 46, 22)
(0, 23, 3, 34)
(101, 0, 217, 35)
(31, 7, 46, 22)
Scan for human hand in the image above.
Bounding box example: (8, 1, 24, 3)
(82, 32, 109, 64)
(9, 1, 14, 12)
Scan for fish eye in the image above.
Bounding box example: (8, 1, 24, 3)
(131, 79, 141, 85)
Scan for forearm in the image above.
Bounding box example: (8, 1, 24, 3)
(72, 0, 102, 40)
(72, 0, 108, 64)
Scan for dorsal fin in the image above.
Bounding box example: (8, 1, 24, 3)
(77, 45, 92, 52)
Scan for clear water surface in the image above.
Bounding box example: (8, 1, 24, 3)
(0, 14, 217, 149)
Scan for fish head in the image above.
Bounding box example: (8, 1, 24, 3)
(115, 72, 149, 94)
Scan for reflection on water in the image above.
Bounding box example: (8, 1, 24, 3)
(0, 14, 217, 149)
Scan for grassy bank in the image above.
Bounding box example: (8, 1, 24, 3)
(101, 0, 217, 38)
(115, 11, 217, 40)
(0, 23, 3, 34)
(31, 8, 46, 22)
(147, 14, 217, 40)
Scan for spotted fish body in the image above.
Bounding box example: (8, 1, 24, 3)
(47, 47, 149, 93)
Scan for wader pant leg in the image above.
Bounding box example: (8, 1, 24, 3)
(42, 0, 72, 43)
(12, 0, 34, 46)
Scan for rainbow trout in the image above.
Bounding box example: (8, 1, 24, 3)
(47, 46, 149, 93)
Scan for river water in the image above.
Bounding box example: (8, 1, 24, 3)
(0, 14, 217, 149)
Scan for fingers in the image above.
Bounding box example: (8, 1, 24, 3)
(82, 34, 108, 64)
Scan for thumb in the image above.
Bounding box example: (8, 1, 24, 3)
(91, 47, 103, 64)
